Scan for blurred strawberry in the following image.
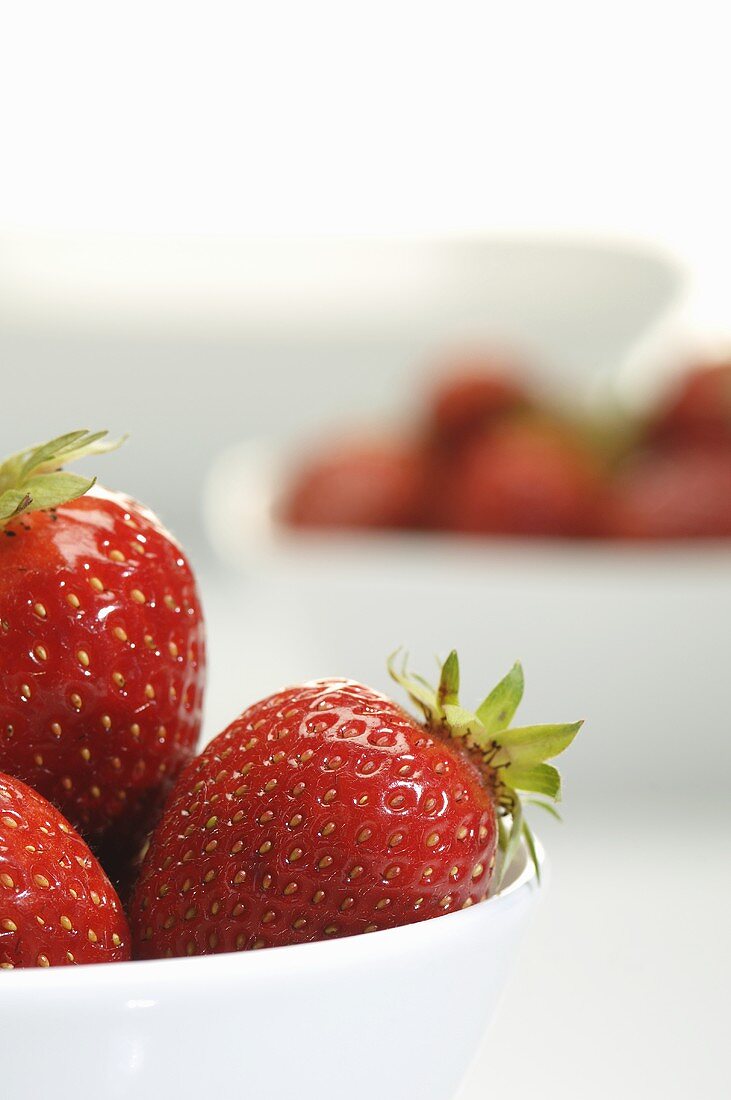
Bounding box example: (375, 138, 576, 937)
(0, 772, 130, 969)
(600, 446, 731, 539)
(438, 418, 602, 537)
(428, 353, 528, 447)
(130, 651, 581, 958)
(0, 431, 206, 862)
(281, 439, 427, 531)
(648, 360, 731, 447)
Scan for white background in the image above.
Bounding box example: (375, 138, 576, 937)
(1, 4, 730, 1098)
(2, 0, 731, 328)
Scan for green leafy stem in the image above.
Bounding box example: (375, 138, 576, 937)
(389, 649, 583, 887)
(0, 430, 125, 523)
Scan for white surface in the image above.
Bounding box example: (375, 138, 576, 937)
(0, 838, 538, 1100)
(460, 803, 730, 1100)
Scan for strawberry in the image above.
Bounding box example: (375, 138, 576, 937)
(648, 360, 731, 447)
(437, 418, 602, 537)
(281, 438, 427, 531)
(428, 353, 529, 447)
(130, 652, 581, 958)
(599, 445, 731, 539)
(0, 772, 130, 969)
(0, 431, 206, 863)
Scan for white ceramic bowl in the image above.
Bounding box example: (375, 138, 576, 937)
(0, 844, 540, 1100)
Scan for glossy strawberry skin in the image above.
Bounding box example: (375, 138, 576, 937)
(130, 679, 497, 959)
(0, 772, 130, 969)
(281, 440, 427, 531)
(0, 487, 205, 850)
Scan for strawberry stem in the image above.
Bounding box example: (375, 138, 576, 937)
(389, 649, 583, 886)
(0, 430, 126, 525)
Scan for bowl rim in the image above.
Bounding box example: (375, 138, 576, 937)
(0, 230, 684, 336)
(1, 839, 542, 997)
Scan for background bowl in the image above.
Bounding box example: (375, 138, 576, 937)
(0, 233, 683, 556)
(0, 843, 539, 1100)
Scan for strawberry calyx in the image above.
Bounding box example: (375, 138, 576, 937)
(0, 430, 126, 524)
(389, 650, 583, 886)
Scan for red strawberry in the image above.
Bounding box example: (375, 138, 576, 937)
(0, 431, 206, 862)
(130, 652, 580, 958)
(428, 353, 529, 447)
(0, 772, 130, 969)
(648, 360, 731, 447)
(281, 438, 427, 531)
(600, 446, 731, 539)
(437, 418, 602, 537)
